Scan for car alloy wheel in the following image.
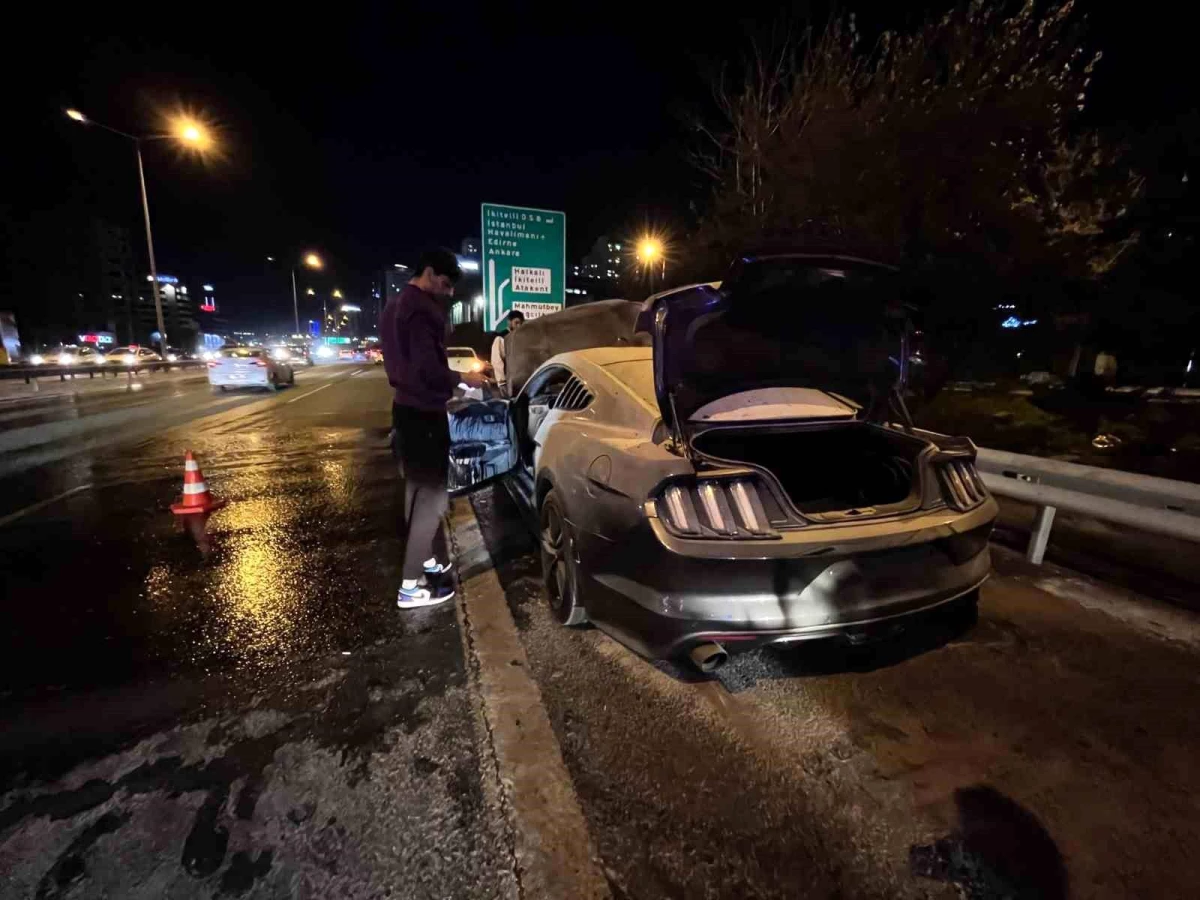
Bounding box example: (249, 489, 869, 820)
(540, 490, 588, 626)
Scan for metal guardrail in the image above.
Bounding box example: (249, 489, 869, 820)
(976, 447, 1200, 563)
(0, 360, 206, 386)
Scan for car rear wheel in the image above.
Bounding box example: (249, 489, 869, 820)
(211, 385, 226, 395)
(540, 490, 588, 626)
(288, 369, 296, 385)
(266, 374, 277, 393)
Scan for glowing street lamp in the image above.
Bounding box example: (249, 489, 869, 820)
(170, 116, 213, 152)
(637, 238, 663, 263)
(638, 236, 667, 285)
(65, 106, 218, 349)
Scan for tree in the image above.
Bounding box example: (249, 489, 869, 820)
(691, 1, 1143, 281)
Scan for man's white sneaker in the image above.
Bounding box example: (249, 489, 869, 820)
(397, 583, 455, 609)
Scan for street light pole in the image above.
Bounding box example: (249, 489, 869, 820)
(134, 139, 168, 351)
(290, 268, 300, 334)
(66, 109, 213, 353)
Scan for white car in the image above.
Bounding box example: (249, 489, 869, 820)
(105, 346, 163, 366)
(31, 345, 107, 366)
(207, 347, 294, 392)
(447, 346, 488, 375)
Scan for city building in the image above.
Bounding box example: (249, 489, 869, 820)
(0, 213, 141, 347)
(571, 236, 624, 301)
(137, 274, 199, 348)
(92, 220, 139, 342)
(194, 282, 229, 350)
(580, 237, 623, 283)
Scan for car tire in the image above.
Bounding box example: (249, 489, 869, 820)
(288, 369, 296, 385)
(266, 374, 278, 393)
(540, 490, 588, 627)
(211, 385, 225, 395)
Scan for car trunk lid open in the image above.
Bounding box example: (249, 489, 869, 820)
(634, 253, 912, 443)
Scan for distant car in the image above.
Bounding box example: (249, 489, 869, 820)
(163, 346, 198, 362)
(447, 346, 489, 376)
(448, 255, 996, 672)
(207, 347, 294, 392)
(284, 344, 315, 366)
(269, 344, 308, 365)
(365, 347, 383, 364)
(44, 344, 107, 366)
(106, 346, 164, 366)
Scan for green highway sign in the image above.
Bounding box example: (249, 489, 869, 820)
(481, 203, 566, 331)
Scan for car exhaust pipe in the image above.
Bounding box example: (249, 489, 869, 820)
(689, 642, 729, 673)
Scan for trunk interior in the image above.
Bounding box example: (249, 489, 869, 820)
(692, 422, 929, 516)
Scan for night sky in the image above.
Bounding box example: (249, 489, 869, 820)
(2, 1, 1191, 331)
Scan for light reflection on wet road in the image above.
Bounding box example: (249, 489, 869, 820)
(0, 365, 406, 697)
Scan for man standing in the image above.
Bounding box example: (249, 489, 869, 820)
(489, 309, 525, 397)
(381, 248, 481, 609)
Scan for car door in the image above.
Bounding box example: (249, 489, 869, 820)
(446, 394, 518, 495)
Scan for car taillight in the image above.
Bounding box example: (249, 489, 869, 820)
(937, 458, 987, 510)
(206, 361, 219, 368)
(658, 478, 777, 539)
(662, 485, 701, 535)
(250, 359, 267, 367)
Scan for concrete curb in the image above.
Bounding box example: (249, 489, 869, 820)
(448, 497, 610, 900)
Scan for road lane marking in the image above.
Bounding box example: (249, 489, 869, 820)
(447, 498, 610, 900)
(0, 484, 93, 529)
(286, 382, 335, 404)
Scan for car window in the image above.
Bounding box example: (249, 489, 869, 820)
(603, 359, 656, 405)
(221, 348, 264, 358)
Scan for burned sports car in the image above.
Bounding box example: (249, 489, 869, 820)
(448, 253, 996, 671)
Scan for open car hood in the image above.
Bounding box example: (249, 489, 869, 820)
(634, 254, 910, 438)
(505, 299, 649, 396)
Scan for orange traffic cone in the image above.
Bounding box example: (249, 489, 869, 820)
(171, 451, 227, 554)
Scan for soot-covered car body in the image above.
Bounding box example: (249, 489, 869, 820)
(447, 255, 996, 668)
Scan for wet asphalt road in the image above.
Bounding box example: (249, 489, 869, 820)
(1, 367, 515, 898)
(5, 363, 1200, 898)
(469, 484, 1200, 900)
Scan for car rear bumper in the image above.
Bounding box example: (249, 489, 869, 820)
(208, 371, 269, 387)
(574, 501, 996, 660)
